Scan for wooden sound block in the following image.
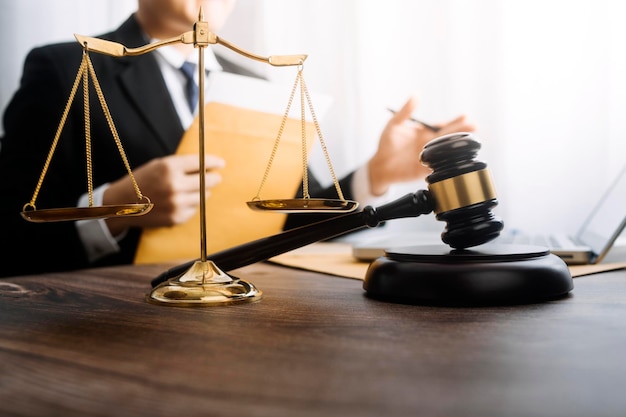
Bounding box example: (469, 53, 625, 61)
(363, 243, 573, 305)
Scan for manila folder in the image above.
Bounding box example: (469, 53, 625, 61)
(134, 102, 314, 264)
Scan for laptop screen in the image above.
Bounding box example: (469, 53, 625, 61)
(576, 165, 626, 261)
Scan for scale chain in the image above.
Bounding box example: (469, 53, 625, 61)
(300, 74, 344, 201)
(25, 56, 87, 210)
(252, 65, 301, 201)
(24, 48, 146, 213)
(252, 65, 345, 202)
(85, 53, 144, 202)
(84, 50, 93, 206)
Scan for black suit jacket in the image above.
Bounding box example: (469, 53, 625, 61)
(0, 14, 354, 277)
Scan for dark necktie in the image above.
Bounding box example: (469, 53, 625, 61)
(180, 61, 198, 113)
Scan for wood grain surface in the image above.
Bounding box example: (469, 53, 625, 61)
(1, 262, 626, 417)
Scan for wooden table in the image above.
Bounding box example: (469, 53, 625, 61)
(1, 260, 626, 417)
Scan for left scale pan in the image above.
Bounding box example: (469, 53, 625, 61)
(21, 201, 153, 223)
(20, 40, 153, 224)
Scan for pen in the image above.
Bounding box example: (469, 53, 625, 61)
(387, 107, 440, 132)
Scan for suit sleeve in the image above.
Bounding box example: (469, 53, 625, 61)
(0, 46, 94, 277)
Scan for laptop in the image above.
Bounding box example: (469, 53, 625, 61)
(352, 164, 626, 265)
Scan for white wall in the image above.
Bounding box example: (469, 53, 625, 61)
(0, 0, 136, 125)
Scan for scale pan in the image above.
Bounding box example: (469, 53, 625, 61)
(247, 198, 358, 213)
(21, 203, 153, 223)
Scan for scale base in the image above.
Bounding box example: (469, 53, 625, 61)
(147, 260, 262, 306)
(363, 244, 573, 306)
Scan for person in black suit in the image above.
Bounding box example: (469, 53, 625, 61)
(0, 0, 474, 278)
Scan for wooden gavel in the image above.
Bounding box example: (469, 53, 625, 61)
(151, 133, 504, 287)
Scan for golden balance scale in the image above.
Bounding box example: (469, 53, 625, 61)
(21, 9, 358, 306)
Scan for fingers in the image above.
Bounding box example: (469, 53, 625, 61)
(438, 114, 477, 134)
(129, 154, 224, 198)
(160, 154, 225, 191)
(105, 154, 226, 230)
(174, 169, 223, 193)
(169, 154, 226, 173)
(391, 96, 419, 123)
(390, 96, 476, 136)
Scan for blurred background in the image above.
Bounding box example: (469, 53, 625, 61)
(2, 0, 625, 235)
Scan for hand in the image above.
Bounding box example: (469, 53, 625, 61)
(104, 154, 225, 235)
(367, 96, 476, 196)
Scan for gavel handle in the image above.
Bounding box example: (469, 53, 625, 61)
(151, 190, 434, 287)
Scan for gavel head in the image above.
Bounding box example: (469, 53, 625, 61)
(420, 132, 504, 249)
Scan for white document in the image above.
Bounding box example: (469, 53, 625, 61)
(205, 71, 333, 122)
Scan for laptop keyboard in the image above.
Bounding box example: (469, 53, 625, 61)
(499, 233, 571, 249)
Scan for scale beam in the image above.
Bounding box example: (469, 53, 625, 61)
(25, 7, 351, 307)
(74, 33, 307, 67)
